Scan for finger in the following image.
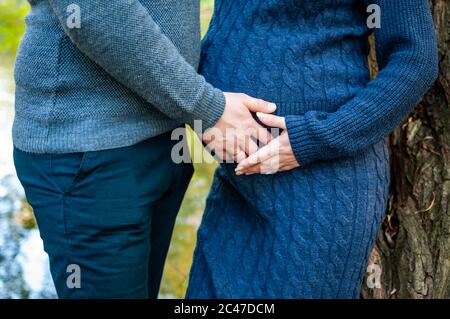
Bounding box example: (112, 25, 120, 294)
(204, 141, 219, 159)
(212, 140, 232, 163)
(243, 96, 277, 114)
(208, 147, 225, 163)
(260, 155, 281, 174)
(256, 113, 286, 129)
(224, 139, 246, 163)
(212, 147, 226, 163)
(235, 148, 247, 163)
(242, 123, 273, 146)
(253, 125, 273, 145)
(236, 143, 273, 172)
(240, 135, 259, 156)
(236, 133, 282, 173)
(239, 150, 280, 174)
(222, 148, 235, 163)
(243, 164, 261, 175)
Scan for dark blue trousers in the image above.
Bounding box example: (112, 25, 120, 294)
(14, 130, 193, 298)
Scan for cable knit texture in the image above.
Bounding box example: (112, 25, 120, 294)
(186, 0, 438, 298)
(13, 0, 225, 153)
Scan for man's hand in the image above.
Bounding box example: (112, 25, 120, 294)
(235, 113, 300, 174)
(202, 93, 277, 163)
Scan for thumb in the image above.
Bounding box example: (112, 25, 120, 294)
(244, 96, 277, 114)
(256, 113, 286, 129)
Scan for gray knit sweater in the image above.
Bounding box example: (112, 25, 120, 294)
(13, 0, 225, 153)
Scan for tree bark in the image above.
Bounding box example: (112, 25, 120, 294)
(362, 0, 450, 299)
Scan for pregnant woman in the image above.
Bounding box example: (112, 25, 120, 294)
(186, 0, 438, 298)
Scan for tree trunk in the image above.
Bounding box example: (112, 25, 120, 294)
(362, 0, 450, 299)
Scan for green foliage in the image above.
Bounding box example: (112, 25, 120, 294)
(200, 0, 214, 36)
(161, 0, 216, 298)
(0, 0, 30, 58)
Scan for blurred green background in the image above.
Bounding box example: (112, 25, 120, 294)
(0, 0, 216, 298)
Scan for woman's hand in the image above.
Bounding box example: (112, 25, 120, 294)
(235, 113, 300, 175)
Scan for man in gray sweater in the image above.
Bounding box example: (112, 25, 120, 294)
(13, 0, 274, 298)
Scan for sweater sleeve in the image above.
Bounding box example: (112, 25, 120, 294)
(285, 0, 439, 166)
(47, 0, 225, 129)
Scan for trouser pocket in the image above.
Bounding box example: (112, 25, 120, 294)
(50, 152, 91, 194)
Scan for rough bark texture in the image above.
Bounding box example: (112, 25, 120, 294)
(362, 0, 450, 299)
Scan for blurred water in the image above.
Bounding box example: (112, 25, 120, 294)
(0, 65, 57, 298)
(0, 64, 214, 299)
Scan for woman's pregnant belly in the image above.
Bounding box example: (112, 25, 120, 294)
(199, 27, 370, 117)
(214, 140, 390, 221)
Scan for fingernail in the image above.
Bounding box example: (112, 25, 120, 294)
(256, 112, 264, 118)
(268, 103, 277, 111)
(236, 171, 243, 176)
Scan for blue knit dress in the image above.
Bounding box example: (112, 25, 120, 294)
(186, 0, 438, 298)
